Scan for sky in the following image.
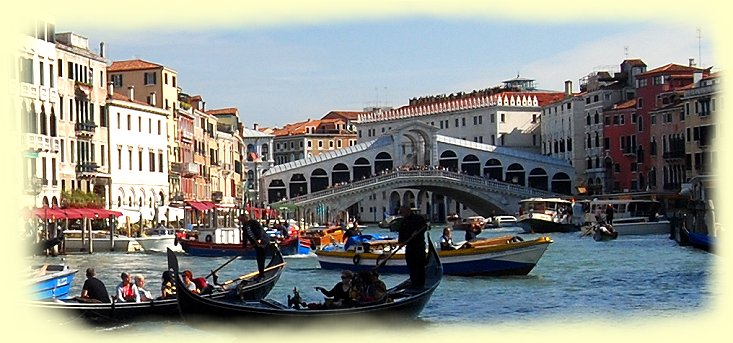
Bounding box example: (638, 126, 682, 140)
(56, 11, 719, 129)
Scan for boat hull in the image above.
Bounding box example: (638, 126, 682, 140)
(179, 237, 309, 257)
(316, 236, 552, 276)
(136, 235, 182, 253)
(611, 220, 670, 236)
(518, 218, 578, 233)
(29, 265, 78, 300)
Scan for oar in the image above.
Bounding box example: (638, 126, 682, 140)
(373, 222, 429, 271)
(204, 255, 240, 280)
(217, 262, 287, 287)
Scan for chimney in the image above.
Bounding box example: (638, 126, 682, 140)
(689, 58, 696, 67)
(107, 81, 114, 97)
(99, 42, 105, 58)
(564, 80, 573, 97)
(253, 123, 259, 130)
(128, 85, 135, 101)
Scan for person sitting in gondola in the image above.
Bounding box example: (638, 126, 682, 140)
(116, 272, 139, 302)
(440, 227, 458, 250)
(182, 270, 200, 294)
(160, 270, 176, 299)
(134, 274, 153, 302)
(314, 270, 356, 308)
(355, 270, 387, 303)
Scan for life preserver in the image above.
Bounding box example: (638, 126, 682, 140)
(205, 235, 213, 243)
(352, 254, 361, 265)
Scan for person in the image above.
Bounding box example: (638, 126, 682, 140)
(182, 270, 199, 294)
(464, 222, 481, 241)
(356, 270, 387, 303)
(440, 227, 458, 250)
(242, 213, 270, 277)
(314, 270, 355, 307)
(397, 205, 427, 289)
(116, 272, 140, 302)
(605, 204, 615, 225)
(79, 267, 111, 303)
(160, 270, 176, 299)
(134, 274, 153, 302)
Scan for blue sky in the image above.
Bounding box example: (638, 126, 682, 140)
(63, 16, 715, 128)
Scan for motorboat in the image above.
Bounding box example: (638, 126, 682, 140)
(135, 227, 182, 253)
(516, 198, 578, 233)
(28, 264, 78, 300)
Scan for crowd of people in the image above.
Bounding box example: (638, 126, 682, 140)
(76, 267, 210, 303)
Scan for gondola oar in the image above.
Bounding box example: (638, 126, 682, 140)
(204, 255, 240, 280)
(373, 222, 429, 271)
(215, 262, 287, 287)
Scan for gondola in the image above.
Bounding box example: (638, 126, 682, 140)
(169, 236, 442, 322)
(30, 246, 285, 324)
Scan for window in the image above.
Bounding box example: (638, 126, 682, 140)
(127, 115, 131, 130)
(100, 106, 107, 127)
(150, 151, 156, 172)
(57, 59, 63, 77)
(111, 74, 122, 87)
(38, 61, 44, 86)
(139, 150, 143, 171)
(159, 152, 164, 173)
(455, 118, 459, 127)
(49, 64, 54, 87)
(128, 149, 132, 170)
(138, 117, 141, 132)
(67, 61, 73, 79)
(500, 113, 505, 123)
(490, 113, 495, 123)
(462, 118, 466, 126)
(144, 72, 156, 85)
(637, 98, 644, 109)
(100, 145, 105, 166)
(172, 76, 177, 87)
(148, 118, 152, 134)
(164, 73, 168, 85)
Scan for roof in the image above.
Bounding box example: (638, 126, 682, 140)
(622, 59, 647, 67)
(242, 127, 273, 138)
(638, 63, 704, 76)
(108, 59, 164, 72)
(109, 92, 154, 107)
(611, 98, 637, 110)
(206, 108, 238, 116)
(321, 111, 363, 120)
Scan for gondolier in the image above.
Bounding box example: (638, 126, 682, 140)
(241, 213, 270, 277)
(397, 205, 428, 289)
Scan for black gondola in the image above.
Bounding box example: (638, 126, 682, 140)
(30, 246, 285, 324)
(169, 236, 442, 322)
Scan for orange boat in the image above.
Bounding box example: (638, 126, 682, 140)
(303, 226, 344, 250)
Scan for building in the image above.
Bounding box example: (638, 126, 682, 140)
(54, 32, 110, 207)
(106, 85, 169, 227)
(207, 108, 245, 211)
(241, 124, 274, 207)
(17, 20, 60, 209)
(682, 72, 720, 179)
(272, 118, 357, 166)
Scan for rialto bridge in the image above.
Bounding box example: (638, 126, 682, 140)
(262, 122, 574, 223)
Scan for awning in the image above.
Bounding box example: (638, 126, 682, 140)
(187, 201, 210, 212)
(32, 207, 67, 220)
(202, 201, 218, 210)
(32, 207, 123, 220)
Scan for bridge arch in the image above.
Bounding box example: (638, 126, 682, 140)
(439, 150, 458, 171)
(461, 154, 480, 176)
(310, 169, 329, 193)
(331, 163, 350, 185)
(506, 163, 526, 186)
(268, 179, 287, 202)
(374, 152, 393, 174)
(483, 159, 503, 181)
(528, 167, 548, 190)
(289, 173, 307, 198)
(388, 191, 401, 214)
(551, 172, 572, 195)
(353, 157, 371, 181)
(402, 190, 416, 209)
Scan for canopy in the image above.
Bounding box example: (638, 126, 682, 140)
(29, 207, 123, 220)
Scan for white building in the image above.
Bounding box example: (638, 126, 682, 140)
(242, 125, 274, 207)
(106, 86, 169, 227)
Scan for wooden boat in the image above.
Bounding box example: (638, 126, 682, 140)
(170, 236, 442, 322)
(317, 234, 552, 276)
(136, 227, 182, 253)
(676, 175, 718, 253)
(517, 198, 578, 233)
(575, 199, 670, 235)
(28, 264, 78, 300)
(178, 226, 310, 257)
(29, 247, 286, 323)
(590, 224, 618, 242)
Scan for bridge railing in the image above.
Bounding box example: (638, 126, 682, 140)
(272, 169, 558, 207)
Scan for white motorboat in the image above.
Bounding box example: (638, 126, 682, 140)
(135, 228, 182, 253)
(576, 199, 670, 235)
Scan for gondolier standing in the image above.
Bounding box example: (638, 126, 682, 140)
(397, 205, 428, 289)
(241, 213, 270, 277)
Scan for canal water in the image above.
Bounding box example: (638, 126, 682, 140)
(27, 226, 716, 337)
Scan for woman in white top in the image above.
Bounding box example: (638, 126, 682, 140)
(134, 274, 153, 302)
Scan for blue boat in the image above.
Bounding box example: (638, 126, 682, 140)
(28, 264, 78, 300)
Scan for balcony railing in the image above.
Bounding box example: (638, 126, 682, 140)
(23, 134, 60, 152)
(75, 121, 97, 137)
(662, 150, 685, 160)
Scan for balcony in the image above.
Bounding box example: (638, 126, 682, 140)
(19, 82, 38, 99)
(662, 150, 685, 160)
(75, 121, 97, 138)
(75, 162, 99, 178)
(212, 191, 223, 202)
(23, 134, 61, 153)
(172, 162, 199, 177)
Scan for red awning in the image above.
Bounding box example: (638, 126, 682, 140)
(202, 201, 218, 210)
(187, 201, 209, 212)
(58, 208, 84, 219)
(32, 207, 67, 220)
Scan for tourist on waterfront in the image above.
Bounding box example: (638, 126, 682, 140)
(116, 272, 140, 302)
(242, 213, 270, 277)
(134, 274, 153, 302)
(605, 204, 615, 225)
(440, 227, 458, 250)
(397, 205, 428, 289)
(160, 270, 176, 299)
(79, 267, 111, 303)
(314, 270, 355, 307)
(182, 270, 199, 294)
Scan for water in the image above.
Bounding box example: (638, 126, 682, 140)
(27, 226, 715, 332)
